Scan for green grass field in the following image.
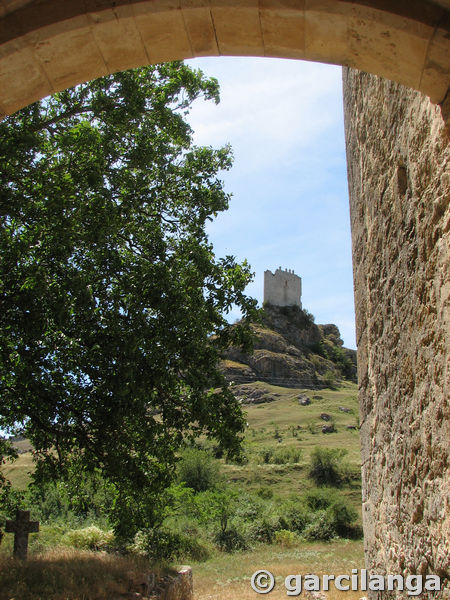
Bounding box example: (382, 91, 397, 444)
(2, 451, 35, 490)
(223, 381, 361, 506)
(3, 381, 361, 492)
(242, 381, 360, 461)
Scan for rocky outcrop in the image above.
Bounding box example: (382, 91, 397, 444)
(113, 566, 193, 600)
(231, 384, 278, 405)
(222, 305, 357, 388)
(159, 566, 193, 600)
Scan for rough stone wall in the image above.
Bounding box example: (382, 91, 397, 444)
(264, 268, 302, 307)
(160, 566, 193, 600)
(343, 69, 449, 598)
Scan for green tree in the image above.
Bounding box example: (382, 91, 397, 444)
(0, 62, 257, 539)
(193, 487, 247, 551)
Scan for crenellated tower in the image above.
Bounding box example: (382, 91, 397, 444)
(263, 267, 302, 308)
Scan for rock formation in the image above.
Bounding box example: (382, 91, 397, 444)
(222, 304, 357, 389)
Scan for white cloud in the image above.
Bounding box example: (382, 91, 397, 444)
(186, 57, 343, 171)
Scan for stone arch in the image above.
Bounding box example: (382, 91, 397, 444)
(1, 1, 449, 596)
(0, 0, 449, 117)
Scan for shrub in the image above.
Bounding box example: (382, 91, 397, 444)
(303, 488, 338, 511)
(27, 469, 116, 524)
(308, 447, 348, 486)
(0, 488, 27, 522)
(272, 447, 302, 465)
(132, 527, 210, 562)
(257, 446, 302, 465)
(307, 423, 317, 435)
(256, 487, 273, 500)
(274, 529, 298, 547)
(303, 511, 336, 541)
(177, 448, 220, 492)
(213, 526, 248, 553)
(322, 370, 338, 389)
(63, 526, 115, 550)
(234, 495, 262, 521)
(279, 504, 310, 534)
(257, 447, 274, 464)
(28, 482, 71, 523)
(248, 518, 279, 544)
(326, 499, 358, 537)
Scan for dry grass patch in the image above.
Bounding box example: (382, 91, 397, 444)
(0, 548, 165, 600)
(193, 540, 364, 600)
(2, 451, 34, 489)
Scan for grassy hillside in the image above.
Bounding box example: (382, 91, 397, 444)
(3, 381, 361, 499)
(2, 451, 34, 490)
(219, 381, 362, 520)
(243, 381, 359, 455)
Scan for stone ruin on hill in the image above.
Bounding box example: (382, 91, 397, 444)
(222, 270, 357, 389)
(264, 267, 302, 308)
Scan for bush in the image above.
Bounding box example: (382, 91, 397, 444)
(213, 526, 248, 553)
(0, 488, 27, 522)
(307, 423, 317, 435)
(63, 526, 115, 550)
(234, 495, 262, 521)
(303, 488, 338, 511)
(177, 448, 220, 492)
(132, 527, 210, 562)
(272, 447, 302, 465)
(308, 447, 348, 486)
(28, 481, 71, 523)
(257, 446, 302, 465)
(274, 529, 298, 547)
(299, 494, 359, 541)
(257, 447, 274, 464)
(256, 487, 273, 500)
(326, 499, 358, 537)
(27, 469, 116, 525)
(248, 518, 279, 544)
(303, 510, 336, 541)
(279, 504, 310, 534)
(322, 370, 338, 389)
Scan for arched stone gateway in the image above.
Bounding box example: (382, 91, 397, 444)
(0, 0, 449, 116)
(0, 2, 449, 598)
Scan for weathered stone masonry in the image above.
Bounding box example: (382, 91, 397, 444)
(343, 69, 449, 597)
(264, 267, 302, 308)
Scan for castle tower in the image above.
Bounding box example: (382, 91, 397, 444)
(263, 267, 302, 308)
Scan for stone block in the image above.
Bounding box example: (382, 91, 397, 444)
(87, 6, 149, 73)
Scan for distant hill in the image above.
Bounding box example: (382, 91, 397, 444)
(222, 304, 357, 389)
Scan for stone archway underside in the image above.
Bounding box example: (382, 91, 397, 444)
(0, 0, 449, 117)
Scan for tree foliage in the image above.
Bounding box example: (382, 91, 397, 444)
(0, 62, 257, 538)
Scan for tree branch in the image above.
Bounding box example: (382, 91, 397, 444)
(31, 105, 94, 133)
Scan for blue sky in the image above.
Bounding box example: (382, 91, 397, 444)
(185, 57, 356, 349)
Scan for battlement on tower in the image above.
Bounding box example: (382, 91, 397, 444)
(263, 267, 302, 308)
